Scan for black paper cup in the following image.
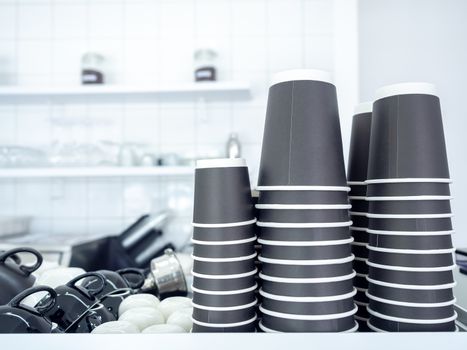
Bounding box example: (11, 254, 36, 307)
(193, 306, 256, 324)
(191, 286, 257, 308)
(356, 303, 370, 318)
(368, 83, 450, 180)
(354, 274, 368, 289)
(366, 182, 451, 197)
(192, 223, 257, 242)
(192, 316, 257, 333)
(356, 317, 371, 332)
(258, 225, 352, 242)
(353, 257, 369, 275)
(347, 103, 372, 182)
(368, 265, 454, 286)
(260, 292, 356, 315)
(368, 232, 454, 250)
(258, 319, 358, 333)
(369, 299, 455, 320)
(260, 258, 354, 279)
(350, 227, 369, 243)
(368, 217, 453, 232)
(256, 206, 350, 223)
(258, 189, 350, 205)
(367, 249, 454, 268)
(192, 240, 256, 259)
(368, 200, 451, 215)
(258, 70, 347, 187)
(192, 271, 257, 291)
(349, 199, 368, 213)
(192, 256, 256, 275)
(352, 243, 369, 259)
(350, 213, 369, 228)
(368, 314, 456, 332)
(354, 290, 369, 304)
(259, 239, 353, 260)
(193, 158, 254, 224)
(349, 184, 367, 197)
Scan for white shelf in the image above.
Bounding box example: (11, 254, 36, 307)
(0, 166, 193, 179)
(0, 82, 251, 103)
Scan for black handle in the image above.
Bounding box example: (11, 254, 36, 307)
(0, 247, 43, 276)
(117, 268, 146, 290)
(9, 285, 57, 315)
(67, 272, 106, 297)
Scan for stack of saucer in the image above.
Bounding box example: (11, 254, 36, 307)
(347, 102, 373, 330)
(255, 69, 357, 333)
(365, 83, 457, 332)
(191, 158, 258, 332)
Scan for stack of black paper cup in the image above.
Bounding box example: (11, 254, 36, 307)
(365, 83, 457, 332)
(251, 190, 262, 328)
(255, 69, 358, 333)
(347, 102, 373, 331)
(191, 158, 258, 333)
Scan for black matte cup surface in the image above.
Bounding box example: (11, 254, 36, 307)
(354, 275, 368, 289)
(369, 299, 454, 320)
(368, 314, 456, 332)
(352, 244, 368, 259)
(193, 242, 256, 259)
(368, 233, 453, 250)
(193, 258, 256, 275)
(367, 283, 454, 303)
(192, 291, 256, 308)
(368, 217, 453, 232)
(368, 200, 451, 215)
(350, 215, 369, 228)
(350, 228, 369, 243)
(350, 200, 368, 213)
(261, 279, 354, 297)
(368, 250, 453, 268)
(348, 112, 372, 182)
(193, 165, 254, 224)
(354, 290, 369, 304)
(258, 79, 347, 187)
(261, 314, 356, 332)
(258, 190, 350, 205)
(193, 307, 256, 324)
(257, 208, 350, 223)
(368, 93, 449, 180)
(368, 266, 454, 286)
(261, 261, 354, 279)
(261, 296, 355, 315)
(349, 185, 367, 197)
(258, 225, 351, 242)
(356, 304, 370, 319)
(353, 259, 368, 275)
(192, 320, 256, 333)
(192, 224, 256, 242)
(192, 275, 257, 291)
(366, 182, 451, 197)
(261, 243, 351, 260)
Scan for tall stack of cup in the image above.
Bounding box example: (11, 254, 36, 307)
(191, 158, 258, 332)
(365, 83, 457, 332)
(347, 102, 373, 331)
(255, 69, 357, 333)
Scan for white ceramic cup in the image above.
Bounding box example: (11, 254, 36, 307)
(167, 308, 193, 332)
(142, 324, 186, 334)
(118, 294, 160, 317)
(91, 321, 140, 334)
(158, 297, 192, 320)
(118, 307, 165, 331)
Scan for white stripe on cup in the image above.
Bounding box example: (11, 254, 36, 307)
(191, 252, 257, 262)
(347, 181, 366, 186)
(255, 203, 351, 210)
(355, 273, 367, 278)
(365, 178, 452, 184)
(350, 226, 367, 232)
(259, 288, 357, 302)
(196, 158, 246, 169)
(366, 244, 455, 255)
(258, 254, 355, 266)
(366, 228, 455, 236)
(365, 195, 453, 201)
(258, 271, 356, 284)
(191, 315, 257, 328)
(191, 299, 257, 311)
(353, 256, 367, 262)
(355, 287, 368, 293)
(349, 196, 367, 200)
(259, 304, 358, 321)
(257, 237, 353, 247)
(366, 276, 457, 290)
(354, 315, 369, 322)
(191, 268, 257, 279)
(191, 283, 257, 295)
(349, 211, 367, 216)
(351, 241, 366, 247)
(354, 300, 369, 307)
(191, 236, 257, 245)
(258, 320, 359, 333)
(365, 291, 456, 307)
(192, 218, 257, 228)
(256, 185, 350, 192)
(366, 213, 453, 219)
(366, 307, 457, 324)
(366, 320, 387, 333)
(257, 221, 353, 228)
(366, 260, 456, 272)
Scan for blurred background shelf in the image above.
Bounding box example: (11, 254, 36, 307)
(0, 82, 251, 103)
(0, 166, 194, 179)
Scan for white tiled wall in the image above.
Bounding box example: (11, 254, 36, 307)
(0, 0, 336, 244)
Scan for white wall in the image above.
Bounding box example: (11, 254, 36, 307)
(0, 0, 338, 244)
(358, 0, 467, 247)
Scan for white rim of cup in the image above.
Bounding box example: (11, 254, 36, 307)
(366, 228, 455, 236)
(366, 320, 387, 332)
(355, 273, 367, 278)
(348, 196, 367, 200)
(366, 244, 456, 255)
(366, 260, 457, 272)
(258, 320, 359, 333)
(259, 304, 358, 321)
(257, 237, 354, 247)
(191, 283, 258, 295)
(365, 291, 457, 307)
(191, 268, 258, 279)
(351, 241, 367, 247)
(374, 82, 437, 100)
(271, 69, 333, 86)
(257, 220, 353, 228)
(355, 315, 369, 322)
(350, 226, 367, 232)
(354, 300, 369, 307)
(366, 213, 453, 219)
(259, 288, 357, 302)
(349, 211, 367, 216)
(365, 195, 453, 201)
(347, 181, 366, 186)
(366, 307, 457, 325)
(354, 101, 373, 115)
(192, 218, 257, 228)
(191, 236, 257, 245)
(191, 252, 257, 262)
(256, 185, 350, 192)
(255, 204, 352, 210)
(258, 270, 356, 284)
(366, 276, 457, 290)
(258, 254, 355, 266)
(365, 178, 451, 184)
(196, 158, 246, 169)
(191, 299, 257, 311)
(356, 287, 368, 293)
(191, 315, 257, 328)
(353, 256, 367, 262)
